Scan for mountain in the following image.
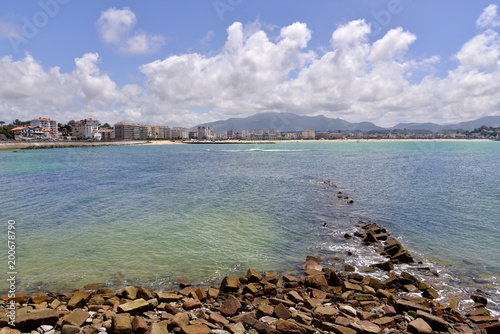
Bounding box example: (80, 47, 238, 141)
(194, 112, 384, 132)
(392, 116, 500, 132)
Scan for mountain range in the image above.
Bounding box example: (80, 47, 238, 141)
(194, 112, 500, 133)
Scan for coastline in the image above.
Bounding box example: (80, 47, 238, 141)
(0, 138, 493, 151)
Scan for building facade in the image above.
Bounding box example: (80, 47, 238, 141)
(73, 119, 101, 140)
(30, 117, 58, 138)
(301, 129, 316, 140)
(172, 127, 189, 139)
(114, 122, 148, 140)
(197, 126, 211, 140)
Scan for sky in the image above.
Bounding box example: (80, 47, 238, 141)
(1, 0, 500, 128)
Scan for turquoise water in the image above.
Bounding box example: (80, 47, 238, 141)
(0, 141, 499, 311)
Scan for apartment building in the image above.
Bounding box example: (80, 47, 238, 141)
(30, 117, 58, 138)
(114, 122, 148, 140)
(73, 119, 101, 140)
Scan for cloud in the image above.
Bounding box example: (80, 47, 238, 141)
(2, 9, 500, 128)
(0, 19, 21, 38)
(97, 7, 165, 54)
(476, 4, 500, 28)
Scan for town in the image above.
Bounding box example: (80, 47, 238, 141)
(1, 117, 499, 142)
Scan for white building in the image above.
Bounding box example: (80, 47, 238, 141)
(197, 126, 211, 139)
(30, 117, 58, 138)
(73, 119, 101, 140)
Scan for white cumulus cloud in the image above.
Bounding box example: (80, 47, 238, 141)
(97, 7, 165, 54)
(2, 8, 500, 128)
(476, 4, 500, 28)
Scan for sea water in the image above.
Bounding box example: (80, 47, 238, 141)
(0, 141, 498, 312)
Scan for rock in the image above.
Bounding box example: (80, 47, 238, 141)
(274, 303, 291, 320)
(194, 288, 207, 301)
(287, 290, 304, 304)
(183, 299, 202, 311)
(371, 316, 396, 329)
(117, 298, 149, 315)
(306, 274, 328, 288)
(276, 319, 308, 334)
(468, 316, 499, 324)
(395, 299, 429, 313)
(67, 290, 93, 309)
(61, 325, 80, 334)
(119, 286, 137, 300)
(0, 328, 22, 334)
(370, 262, 394, 272)
(63, 309, 90, 327)
(112, 314, 132, 334)
(131, 316, 148, 334)
(339, 305, 357, 317)
(30, 293, 49, 304)
(88, 296, 105, 305)
(349, 320, 380, 334)
(37, 325, 54, 334)
(224, 322, 246, 334)
(219, 295, 241, 316)
(208, 312, 229, 326)
(416, 310, 449, 332)
(321, 323, 356, 334)
(342, 281, 362, 292)
(407, 318, 433, 334)
(137, 287, 155, 300)
(181, 325, 211, 334)
(471, 294, 488, 305)
(344, 265, 355, 272)
(207, 288, 219, 299)
(313, 305, 338, 322)
(15, 309, 59, 328)
(243, 284, 260, 295)
(483, 322, 500, 334)
(168, 312, 190, 330)
(48, 299, 61, 309)
(247, 269, 263, 282)
(256, 303, 275, 317)
(147, 322, 169, 334)
(156, 293, 182, 303)
(220, 276, 241, 292)
(323, 268, 343, 286)
(422, 287, 439, 299)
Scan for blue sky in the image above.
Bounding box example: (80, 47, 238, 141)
(1, 0, 499, 127)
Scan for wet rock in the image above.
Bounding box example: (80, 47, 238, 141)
(219, 295, 241, 317)
(422, 287, 439, 299)
(471, 294, 488, 305)
(321, 322, 356, 334)
(168, 312, 189, 330)
(483, 322, 500, 334)
(370, 261, 394, 272)
(395, 299, 429, 313)
(342, 281, 362, 292)
(407, 318, 433, 334)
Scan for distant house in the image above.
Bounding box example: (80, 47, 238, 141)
(197, 126, 211, 140)
(172, 127, 189, 139)
(11, 125, 53, 140)
(98, 128, 114, 140)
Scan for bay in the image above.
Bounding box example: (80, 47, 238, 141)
(0, 141, 498, 312)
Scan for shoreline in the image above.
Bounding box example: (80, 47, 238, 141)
(0, 138, 493, 151)
(0, 183, 498, 333)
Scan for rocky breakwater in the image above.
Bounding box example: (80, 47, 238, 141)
(1, 259, 499, 334)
